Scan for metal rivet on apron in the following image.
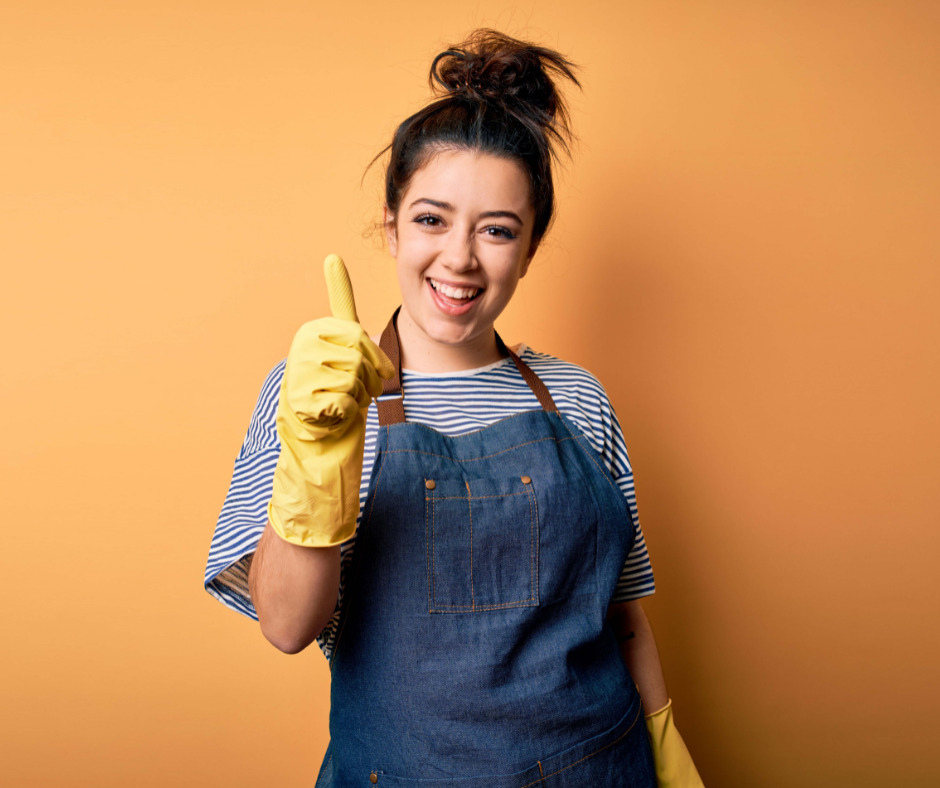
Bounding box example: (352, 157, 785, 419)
(425, 479, 436, 490)
(521, 475, 532, 484)
(370, 772, 378, 784)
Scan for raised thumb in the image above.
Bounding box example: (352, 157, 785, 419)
(324, 253, 359, 323)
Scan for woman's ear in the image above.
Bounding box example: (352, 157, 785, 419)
(384, 206, 398, 258)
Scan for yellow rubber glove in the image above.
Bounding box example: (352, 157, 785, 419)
(645, 699, 705, 787)
(267, 254, 394, 547)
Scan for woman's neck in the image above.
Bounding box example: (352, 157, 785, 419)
(394, 310, 505, 373)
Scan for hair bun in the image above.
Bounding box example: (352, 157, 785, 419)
(430, 30, 578, 126)
(382, 30, 579, 247)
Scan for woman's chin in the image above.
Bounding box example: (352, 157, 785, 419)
(423, 323, 480, 349)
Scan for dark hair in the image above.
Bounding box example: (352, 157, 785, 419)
(383, 30, 579, 248)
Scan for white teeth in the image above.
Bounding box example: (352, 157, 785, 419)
(430, 279, 479, 300)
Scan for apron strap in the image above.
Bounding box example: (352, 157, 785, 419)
(377, 308, 558, 427)
(377, 309, 407, 426)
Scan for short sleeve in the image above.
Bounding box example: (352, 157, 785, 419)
(203, 361, 285, 619)
(603, 404, 656, 602)
(586, 394, 655, 603)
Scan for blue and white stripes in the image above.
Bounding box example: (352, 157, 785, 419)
(204, 346, 655, 658)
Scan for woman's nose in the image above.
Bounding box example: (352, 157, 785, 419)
(440, 231, 476, 273)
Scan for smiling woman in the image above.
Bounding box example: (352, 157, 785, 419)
(204, 29, 702, 788)
(388, 150, 537, 370)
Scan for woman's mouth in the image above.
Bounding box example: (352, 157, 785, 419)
(429, 278, 480, 300)
(427, 278, 482, 314)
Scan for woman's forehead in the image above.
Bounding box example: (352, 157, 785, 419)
(403, 149, 533, 214)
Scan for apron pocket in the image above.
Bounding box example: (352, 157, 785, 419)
(425, 475, 539, 612)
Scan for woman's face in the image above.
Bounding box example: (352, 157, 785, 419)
(386, 148, 537, 370)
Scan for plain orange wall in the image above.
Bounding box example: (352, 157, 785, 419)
(2, 2, 938, 786)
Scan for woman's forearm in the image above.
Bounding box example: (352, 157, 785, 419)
(607, 599, 670, 714)
(248, 521, 342, 654)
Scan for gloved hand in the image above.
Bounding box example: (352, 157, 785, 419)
(267, 254, 395, 547)
(645, 699, 705, 787)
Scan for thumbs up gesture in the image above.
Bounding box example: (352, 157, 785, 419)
(268, 255, 394, 548)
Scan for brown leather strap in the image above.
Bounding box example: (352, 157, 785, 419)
(375, 309, 558, 427)
(377, 308, 406, 425)
(497, 334, 559, 414)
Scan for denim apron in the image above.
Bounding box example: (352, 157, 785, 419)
(316, 313, 655, 787)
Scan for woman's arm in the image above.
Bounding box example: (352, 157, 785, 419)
(609, 599, 706, 785)
(248, 522, 341, 654)
(249, 258, 391, 655)
(607, 599, 670, 714)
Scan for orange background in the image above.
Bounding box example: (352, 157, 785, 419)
(2, 2, 938, 786)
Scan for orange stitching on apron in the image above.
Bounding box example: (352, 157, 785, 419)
(381, 435, 577, 463)
(319, 751, 332, 784)
(429, 598, 538, 612)
(518, 703, 642, 788)
(366, 432, 390, 523)
(526, 481, 539, 603)
(555, 417, 623, 500)
(466, 480, 475, 609)
(427, 479, 538, 612)
(426, 484, 432, 612)
(430, 491, 531, 501)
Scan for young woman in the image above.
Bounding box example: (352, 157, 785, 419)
(205, 30, 703, 788)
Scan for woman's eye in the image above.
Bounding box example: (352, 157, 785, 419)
(414, 213, 442, 227)
(483, 225, 517, 240)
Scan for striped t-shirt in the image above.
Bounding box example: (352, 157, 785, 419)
(204, 345, 655, 659)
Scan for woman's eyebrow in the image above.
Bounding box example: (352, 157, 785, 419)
(408, 199, 525, 226)
(480, 210, 524, 224)
(409, 198, 453, 211)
